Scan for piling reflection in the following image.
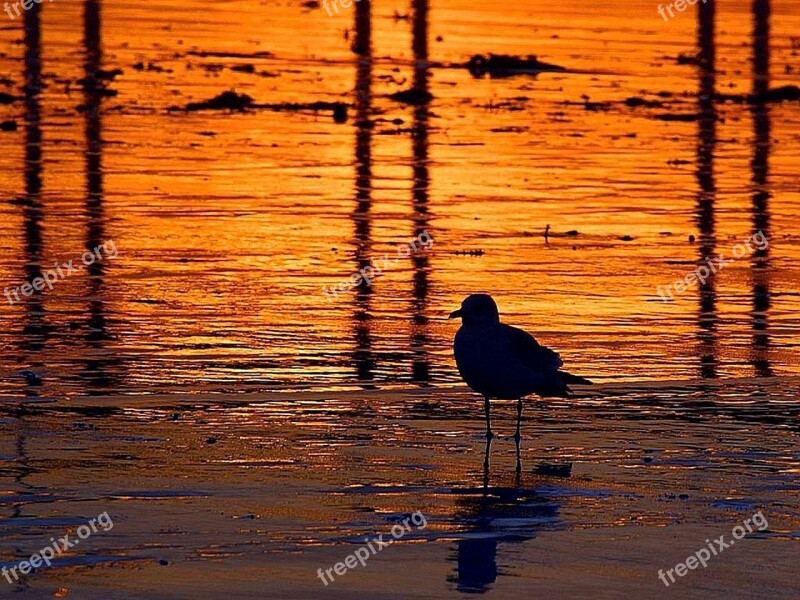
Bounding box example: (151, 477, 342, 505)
(750, 0, 772, 377)
(79, 0, 121, 393)
(351, 0, 375, 385)
(8, 2, 44, 507)
(695, 0, 718, 379)
(13, 0, 53, 382)
(410, 0, 431, 384)
(83, 0, 108, 341)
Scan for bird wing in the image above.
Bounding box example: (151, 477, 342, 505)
(504, 324, 564, 372)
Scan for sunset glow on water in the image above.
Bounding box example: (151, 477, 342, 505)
(0, 0, 798, 395)
(0, 1, 798, 598)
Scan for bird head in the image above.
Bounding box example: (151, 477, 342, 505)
(449, 294, 500, 327)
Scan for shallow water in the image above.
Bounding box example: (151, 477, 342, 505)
(1, 0, 799, 396)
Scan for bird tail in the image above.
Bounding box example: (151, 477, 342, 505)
(536, 371, 593, 399)
(557, 371, 593, 386)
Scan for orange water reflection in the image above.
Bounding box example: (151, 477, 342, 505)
(0, 0, 799, 396)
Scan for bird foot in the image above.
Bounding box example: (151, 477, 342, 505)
(483, 430, 495, 441)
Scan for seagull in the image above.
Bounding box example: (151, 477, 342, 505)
(450, 294, 591, 441)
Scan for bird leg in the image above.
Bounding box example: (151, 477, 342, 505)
(483, 436, 492, 485)
(514, 397, 523, 473)
(483, 396, 494, 440)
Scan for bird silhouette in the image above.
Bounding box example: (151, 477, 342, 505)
(450, 294, 591, 450)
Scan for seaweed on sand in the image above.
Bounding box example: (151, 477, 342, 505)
(182, 91, 255, 111)
(467, 54, 567, 78)
(174, 91, 348, 122)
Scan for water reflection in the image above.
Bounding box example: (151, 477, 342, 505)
(695, 0, 718, 379)
(351, 0, 375, 385)
(83, 0, 107, 336)
(18, 0, 47, 360)
(9, 0, 41, 493)
(0, 0, 797, 396)
(750, 0, 772, 377)
(80, 0, 124, 393)
(447, 465, 560, 594)
(410, 0, 431, 384)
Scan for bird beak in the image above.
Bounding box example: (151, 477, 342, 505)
(449, 309, 462, 320)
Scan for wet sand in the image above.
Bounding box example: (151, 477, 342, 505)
(1, 380, 798, 598)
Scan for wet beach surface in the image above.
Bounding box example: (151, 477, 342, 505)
(1, 381, 799, 598)
(0, 0, 799, 597)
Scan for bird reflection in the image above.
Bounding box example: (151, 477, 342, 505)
(750, 0, 772, 377)
(410, 0, 432, 384)
(694, 0, 718, 379)
(453, 536, 498, 593)
(448, 446, 561, 593)
(351, 0, 375, 385)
